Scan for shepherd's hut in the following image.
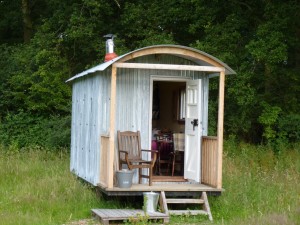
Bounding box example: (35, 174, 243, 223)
(66, 36, 236, 198)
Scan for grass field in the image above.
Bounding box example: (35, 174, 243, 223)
(0, 142, 299, 224)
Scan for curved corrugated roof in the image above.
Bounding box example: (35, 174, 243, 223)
(66, 45, 236, 82)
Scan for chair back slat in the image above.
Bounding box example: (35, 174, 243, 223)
(118, 131, 141, 159)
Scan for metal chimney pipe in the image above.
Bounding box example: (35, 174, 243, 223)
(106, 38, 114, 53)
(103, 34, 118, 62)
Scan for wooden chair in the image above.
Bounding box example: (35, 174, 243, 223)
(155, 132, 173, 175)
(117, 130, 158, 186)
(170, 133, 185, 176)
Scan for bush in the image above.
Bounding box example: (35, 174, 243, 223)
(277, 113, 300, 143)
(0, 110, 70, 149)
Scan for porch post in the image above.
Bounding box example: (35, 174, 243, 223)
(108, 65, 117, 188)
(217, 70, 225, 189)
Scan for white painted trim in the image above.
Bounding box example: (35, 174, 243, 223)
(208, 73, 219, 78)
(148, 75, 191, 159)
(114, 62, 225, 72)
(151, 76, 192, 82)
(149, 79, 154, 155)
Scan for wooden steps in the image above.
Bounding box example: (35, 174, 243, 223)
(166, 198, 204, 204)
(160, 191, 213, 221)
(168, 209, 209, 216)
(91, 191, 212, 224)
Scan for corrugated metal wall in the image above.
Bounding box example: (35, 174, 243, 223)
(116, 54, 208, 140)
(70, 54, 210, 185)
(115, 54, 209, 182)
(70, 70, 111, 185)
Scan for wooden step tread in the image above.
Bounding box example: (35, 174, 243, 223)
(166, 199, 205, 204)
(169, 210, 208, 216)
(160, 191, 213, 221)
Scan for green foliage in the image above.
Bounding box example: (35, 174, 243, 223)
(246, 24, 288, 65)
(277, 114, 300, 143)
(0, 111, 71, 149)
(0, 0, 299, 147)
(0, 1, 23, 43)
(258, 102, 282, 144)
(0, 43, 71, 117)
(258, 105, 300, 148)
(125, 213, 150, 225)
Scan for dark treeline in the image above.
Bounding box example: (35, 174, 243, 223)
(0, 0, 299, 149)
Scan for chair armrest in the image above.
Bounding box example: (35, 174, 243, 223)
(141, 149, 158, 166)
(119, 150, 130, 165)
(119, 150, 129, 154)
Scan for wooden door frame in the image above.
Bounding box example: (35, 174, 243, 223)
(148, 76, 191, 178)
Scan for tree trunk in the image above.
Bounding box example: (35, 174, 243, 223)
(21, 0, 33, 43)
(264, 63, 272, 101)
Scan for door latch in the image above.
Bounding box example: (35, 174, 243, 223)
(191, 119, 199, 131)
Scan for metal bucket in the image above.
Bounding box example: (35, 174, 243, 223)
(143, 192, 159, 213)
(116, 169, 134, 188)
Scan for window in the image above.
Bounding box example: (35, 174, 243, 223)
(173, 87, 186, 122)
(179, 89, 186, 120)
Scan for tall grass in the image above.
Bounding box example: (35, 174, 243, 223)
(168, 141, 300, 224)
(0, 142, 299, 224)
(0, 145, 118, 225)
(209, 140, 300, 224)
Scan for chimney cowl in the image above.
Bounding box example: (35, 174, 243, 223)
(104, 34, 118, 62)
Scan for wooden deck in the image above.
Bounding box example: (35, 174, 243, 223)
(98, 178, 223, 196)
(92, 209, 169, 225)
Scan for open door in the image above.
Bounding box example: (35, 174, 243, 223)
(184, 79, 202, 182)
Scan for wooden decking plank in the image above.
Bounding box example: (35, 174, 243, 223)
(92, 209, 169, 224)
(152, 176, 187, 182)
(169, 209, 208, 215)
(121, 210, 136, 219)
(103, 183, 223, 192)
(166, 198, 205, 204)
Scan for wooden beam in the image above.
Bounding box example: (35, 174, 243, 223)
(99, 135, 110, 187)
(160, 191, 169, 215)
(108, 65, 117, 188)
(114, 62, 225, 72)
(216, 71, 225, 189)
(117, 47, 224, 68)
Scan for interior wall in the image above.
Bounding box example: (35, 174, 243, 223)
(152, 81, 185, 133)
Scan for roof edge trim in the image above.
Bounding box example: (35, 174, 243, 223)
(66, 45, 236, 83)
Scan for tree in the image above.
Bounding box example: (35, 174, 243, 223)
(21, 0, 33, 43)
(0, 0, 299, 147)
